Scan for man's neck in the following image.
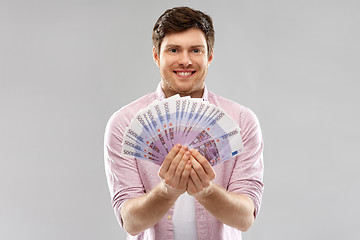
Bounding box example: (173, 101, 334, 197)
(161, 83, 204, 98)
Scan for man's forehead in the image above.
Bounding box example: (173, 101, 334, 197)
(161, 28, 207, 49)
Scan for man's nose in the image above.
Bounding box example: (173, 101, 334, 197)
(178, 52, 192, 67)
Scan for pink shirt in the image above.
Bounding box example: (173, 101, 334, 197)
(104, 83, 264, 240)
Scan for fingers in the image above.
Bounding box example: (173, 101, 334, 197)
(186, 149, 216, 197)
(159, 147, 217, 199)
(158, 144, 181, 179)
(159, 144, 192, 192)
(166, 145, 188, 183)
(187, 177, 197, 195)
(178, 160, 192, 190)
(189, 149, 216, 180)
(189, 167, 204, 192)
(172, 151, 190, 186)
(187, 169, 213, 198)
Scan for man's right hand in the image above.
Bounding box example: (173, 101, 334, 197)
(158, 144, 192, 200)
(120, 144, 192, 235)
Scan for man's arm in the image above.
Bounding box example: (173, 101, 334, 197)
(187, 149, 255, 232)
(121, 145, 192, 236)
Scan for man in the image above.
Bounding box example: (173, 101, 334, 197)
(104, 6, 264, 240)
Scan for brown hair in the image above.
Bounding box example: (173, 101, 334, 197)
(152, 6, 215, 57)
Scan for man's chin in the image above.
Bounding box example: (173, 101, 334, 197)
(161, 80, 204, 97)
(173, 86, 204, 97)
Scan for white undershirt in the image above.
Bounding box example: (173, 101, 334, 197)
(172, 192, 198, 240)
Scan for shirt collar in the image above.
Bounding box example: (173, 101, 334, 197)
(155, 81, 209, 101)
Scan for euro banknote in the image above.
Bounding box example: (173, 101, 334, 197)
(121, 95, 244, 166)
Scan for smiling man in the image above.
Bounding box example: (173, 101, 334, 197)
(154, 27, 213, 98)
(104, 6, 264, 240)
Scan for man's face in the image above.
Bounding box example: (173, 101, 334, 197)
(153, 28, 213, 98)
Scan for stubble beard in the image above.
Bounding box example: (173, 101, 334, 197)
(162, 78, 205, 98)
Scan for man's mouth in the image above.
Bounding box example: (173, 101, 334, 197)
(174, 71, 196, 77)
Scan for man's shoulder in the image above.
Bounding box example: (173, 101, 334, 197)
(208, 91, 247, 113)
(106, 92, 157, 130)
(120, 92, 157, 114)
(207, 91, 259, 125)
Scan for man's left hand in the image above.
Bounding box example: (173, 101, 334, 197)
(187, 149, 216, 198)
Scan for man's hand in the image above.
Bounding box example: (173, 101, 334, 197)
(187, 148, 216, 198)
(158, 144, 192, 200)
(121, 144, 192, 235)
(185, 149, 255, 231)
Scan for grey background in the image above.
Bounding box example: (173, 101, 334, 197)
(1, 0, 359, 239)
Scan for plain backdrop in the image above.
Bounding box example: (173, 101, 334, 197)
(1, 0, 359, 239)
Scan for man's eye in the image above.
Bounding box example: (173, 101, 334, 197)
(169, 48, 178, 53)
(193, 49, 201, 53)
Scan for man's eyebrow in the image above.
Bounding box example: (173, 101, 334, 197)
(190, 45, 206, 49)
(164, 44, 181, 48)
(164, 44, 206, 49)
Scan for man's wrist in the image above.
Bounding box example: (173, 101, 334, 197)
(158, 179, 183, 201)
(192, 182, 215, 200)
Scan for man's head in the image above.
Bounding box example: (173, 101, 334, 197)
(152, 7, 215, 98)
(152, 6, 215, 58)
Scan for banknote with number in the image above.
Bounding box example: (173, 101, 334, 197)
(188, 126, 243, 166)
(121, 96, 244, 166)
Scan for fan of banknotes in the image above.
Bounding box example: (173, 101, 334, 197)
(121, 95, 244, 166)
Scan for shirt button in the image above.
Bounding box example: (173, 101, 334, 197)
(167, 215, 171, 220)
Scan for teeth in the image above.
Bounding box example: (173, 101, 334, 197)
(177, 72, 192, 76)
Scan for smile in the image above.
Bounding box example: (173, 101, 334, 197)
(174, 71, 195, 77)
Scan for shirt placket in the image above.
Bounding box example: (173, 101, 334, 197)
(164, 206, 175, 240)
(194, 200, 210, 240)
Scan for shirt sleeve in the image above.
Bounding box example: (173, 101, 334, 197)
(104, 110, 146, 227)
(227, 107, 264, 218)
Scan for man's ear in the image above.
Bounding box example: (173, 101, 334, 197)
(207, 50, 214, 65)
(153, 47, 160, 67)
